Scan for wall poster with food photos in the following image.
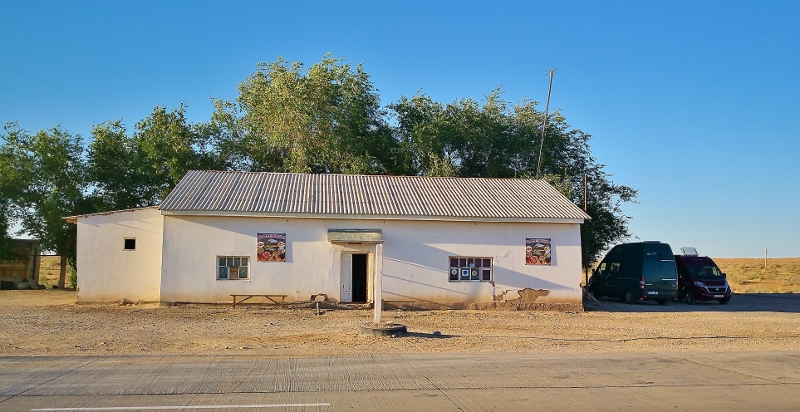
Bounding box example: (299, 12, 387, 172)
(257, 233, 286, 262)
(525, 238, 552, 266)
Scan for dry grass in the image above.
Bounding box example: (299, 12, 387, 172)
(715, 258, 800, 293)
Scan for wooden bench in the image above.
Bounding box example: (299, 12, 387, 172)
(230, 294, 287, 308)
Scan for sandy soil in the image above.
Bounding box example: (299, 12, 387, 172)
(2, 290, 799, 357)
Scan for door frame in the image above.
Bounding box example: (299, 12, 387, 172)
(338, 244, 377, 303)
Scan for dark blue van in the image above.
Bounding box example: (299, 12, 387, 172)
(588, 241, 679, 305)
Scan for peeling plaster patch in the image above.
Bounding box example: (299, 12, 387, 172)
(494, 288, 550, 302)
(519, 288, 549, 302)
(310, 293, 328, 302)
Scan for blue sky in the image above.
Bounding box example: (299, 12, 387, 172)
(1, 0, 798, 257)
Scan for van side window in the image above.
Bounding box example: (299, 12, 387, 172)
(609, 262, 621, 273)
(598, 263, 606, 273)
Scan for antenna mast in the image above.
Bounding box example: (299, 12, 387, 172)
(536, 68, 557, 178)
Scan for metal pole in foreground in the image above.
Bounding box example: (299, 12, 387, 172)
(536, 68, 557, 179)
(374, 244, 383, 324)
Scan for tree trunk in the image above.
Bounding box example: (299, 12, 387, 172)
(58, 255, 67, 289)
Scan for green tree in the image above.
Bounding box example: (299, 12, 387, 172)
(580, 172, 638, 266)
(0, 133, 18, 259)
(134, 104, 221, 201)
(390, 90, 546, 178)
(1, 123, 98, 287)
(194, 99, 250, 171)
(389, 93, 456, 176)
(214, 54, 402, 174)
(88, 120, 154, 210)
(88, 105, 225, 210)
(0, 204, 14, 260)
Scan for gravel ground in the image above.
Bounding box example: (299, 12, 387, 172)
(2, 290, 799, 357)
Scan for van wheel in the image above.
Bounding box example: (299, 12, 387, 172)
(656, 299, 667, 305)
(683, 291, 696, 305)
(622, 290, 636, 304)
(719, 298, 730, 305)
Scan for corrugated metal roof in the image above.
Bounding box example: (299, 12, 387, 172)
(158, 170, 591, 222)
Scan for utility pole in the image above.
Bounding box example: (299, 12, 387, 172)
(583, 174, 589, 288)
(536, 68, 557, 179)
(584, 174, 588, 210)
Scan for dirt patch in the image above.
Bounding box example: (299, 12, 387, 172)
(1, 290, 799, 357)
(0, 289, 76, 307)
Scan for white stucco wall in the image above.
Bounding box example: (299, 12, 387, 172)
(75, 208, 163, 302)
(160, 215, 583, 305)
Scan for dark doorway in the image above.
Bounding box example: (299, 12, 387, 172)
(352, 254, 368, 302)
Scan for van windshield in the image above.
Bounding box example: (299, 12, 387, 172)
(687, 264, 724, 279)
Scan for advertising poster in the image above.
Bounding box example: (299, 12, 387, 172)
(526, 238, 551, 266)
(257, 233, 286, 262)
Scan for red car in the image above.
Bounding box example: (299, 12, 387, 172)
(674, 248, 732, 304)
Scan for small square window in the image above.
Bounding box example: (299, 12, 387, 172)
(124, 238, 136, 251)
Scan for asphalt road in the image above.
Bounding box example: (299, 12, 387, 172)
(2, 351, 799, 411)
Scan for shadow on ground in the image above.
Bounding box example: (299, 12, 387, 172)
(584, 293, 800, 313)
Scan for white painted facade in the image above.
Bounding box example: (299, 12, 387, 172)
(70, 172, 589, 308)
(159, 215, 583, 306)
(73, 208, 163, 302)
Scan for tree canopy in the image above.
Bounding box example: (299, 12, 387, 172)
(210, 55, 402, 175)
(1, 54, 636, 272)
(0, 123, 97, 286)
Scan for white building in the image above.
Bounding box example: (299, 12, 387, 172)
(68, 171, 590, 310)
